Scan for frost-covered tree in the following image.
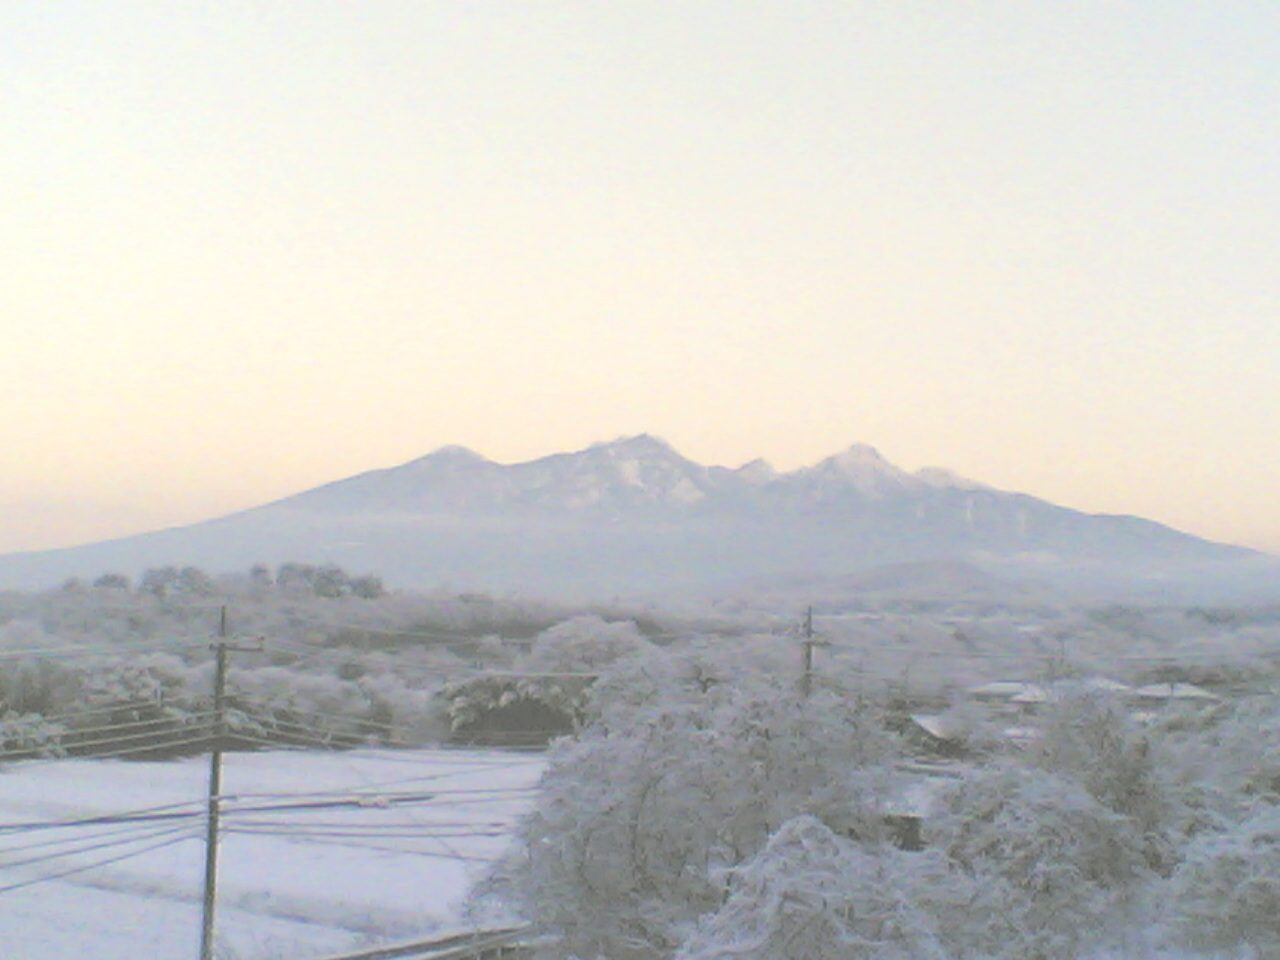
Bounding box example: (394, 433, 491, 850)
(349, 574, 386, 599)
(438, 674, 587, 746)
(673, 815, 958, 960)
(276, 562, 319, 594)
(313, 563, 350, 599)
(249, 563, 274, 590)
(1161, 695, 1280, 828)
(176, 565, 215, 596)
(1167, 804, 1280, 956)
(928, 763, 1151, 960)
(139, 565, 215, 599)
(139, 565, 180, 598)
(520, 614, 654, 674)
(1027, 685, 1180, 870)
(440, 617, 657, 745)
(0, 657, 82, 717)
(490, 644, 902, 960)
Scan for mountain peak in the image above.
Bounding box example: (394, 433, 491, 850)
(588, 434, 682, 459)
(828, 443, 892, 469)
(797, 443, 921, 498)
(411, 445, 492, 470)
(734, 457, 778, 483)
(809, 442, 909, 478)
(432, 443, 482, 456)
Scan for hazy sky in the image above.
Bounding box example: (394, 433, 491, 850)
(3, 2, 1278, 555)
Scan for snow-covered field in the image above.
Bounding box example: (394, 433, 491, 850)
(0, 748, 545, 960)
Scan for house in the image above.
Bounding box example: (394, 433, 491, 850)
(905, 714, 968, 758)
(1129, 681, 1218, 701)
(1126, 682, 1218, 726)
(881, 765, 967, 851)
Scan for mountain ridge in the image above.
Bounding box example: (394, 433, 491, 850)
(276, 435, 1002, 515)
(0, 435, 1269, 601)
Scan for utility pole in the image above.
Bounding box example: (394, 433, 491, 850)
(1046, 633, 1067, 683)
(800, 607, 816, 698)
(200, 607, 261, 960)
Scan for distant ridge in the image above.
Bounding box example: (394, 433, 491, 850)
(277, 435, 1012, 516)
(0, 435, 1269, 601)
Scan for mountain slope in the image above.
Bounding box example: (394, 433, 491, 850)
(0, 436, 1268, 601)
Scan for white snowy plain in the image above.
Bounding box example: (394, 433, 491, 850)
(0, 748, 545, 960)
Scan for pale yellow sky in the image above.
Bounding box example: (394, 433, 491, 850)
(2, 2, 1278, 555)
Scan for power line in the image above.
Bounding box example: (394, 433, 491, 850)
(0, 830, 199, 896)
(0, 820, 195, 871)
(256, 834, 500, 863)
(0, 639, 211, 662)
(0, 729, 220, 764)
(0, 796, 212, 834)
(0, 791, 472, 836)
(8, 712, 217, 749)
(326, 747, 472, 862)
(8, 698, 183, 725)
(219, 780, 535, 807)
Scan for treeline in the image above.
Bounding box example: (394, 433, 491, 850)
(65, 561, 387, 600)
(0, 613, 666, 759)
(0, 649, 440, 760)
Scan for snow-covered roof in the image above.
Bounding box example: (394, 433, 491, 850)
(1078, 676, 1132, 694)
(1010, 684, 1049, 704)
(1129, 682, 1219, 701)
(1029, 677, 1131, 700)
(967, 681, 1040, 699)
(909, 714, 960, 740)
(969, 677, 1132, 704)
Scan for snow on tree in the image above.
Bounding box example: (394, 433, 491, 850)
(488, 643, 902, 960)
(313, 563, 351, 598)
(139, 565, 215, 599)
(438, 674, 586, 746)
(435, 616, 656, 746)
(0, 656, 83, 717)
(91, 572, 131, 591)
(1026, 684, 1179, 870)
(927, 763, 1151, 960)
(582, 634, 803, 724)
(349, 573, 386, 599)
(1167, 804, 1280, 956)
(1160, 694, 1280, 828)
(520, 614, 654, 674)
(673, 815, 958, 960)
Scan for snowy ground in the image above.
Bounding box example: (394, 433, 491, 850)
(0, 748, 545, 960)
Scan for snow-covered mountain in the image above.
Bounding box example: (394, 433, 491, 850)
(280, 435, 995, 515)
(291, 434, 721, 513)
(0, 435, 1271, 601)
